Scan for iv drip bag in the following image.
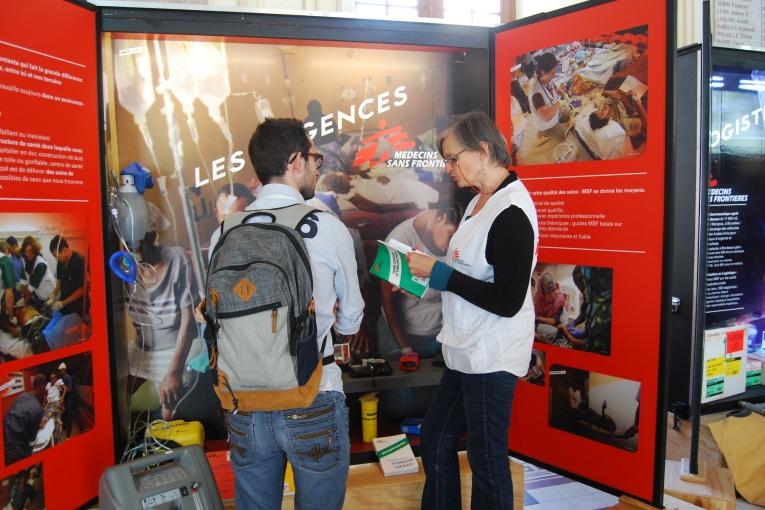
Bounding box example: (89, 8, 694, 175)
(113, 39, 155, 125)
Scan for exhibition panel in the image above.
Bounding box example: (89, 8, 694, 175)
(99, 13, 489, 460)
(703, 48, 765, 405)
(494, 0, 671, 504)
(1, 1, 685, 505)
(0, 1, 115, 508)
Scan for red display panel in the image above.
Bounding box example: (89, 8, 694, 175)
(0, 1, 114, 508)
(495, 0, 668, 503)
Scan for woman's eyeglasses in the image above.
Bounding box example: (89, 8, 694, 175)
(442, 148, 468, 166)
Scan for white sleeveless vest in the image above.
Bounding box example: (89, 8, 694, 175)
(528, 76, 560, 132)
(29, 255, 56, 301)
(438, 179, 539, 376)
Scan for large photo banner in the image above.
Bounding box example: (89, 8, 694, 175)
(494, 0, 668, 503)
(0, 0, 115, 508)
(101, 32, 486, 443)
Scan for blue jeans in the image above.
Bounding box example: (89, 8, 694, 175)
(420, 368, 518, 510)
(227, 391, 350, 510)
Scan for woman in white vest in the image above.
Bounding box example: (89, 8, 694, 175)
(20, 236, 57, 308)
(527, 52, 569, 139)
(407, 112, 538, 510)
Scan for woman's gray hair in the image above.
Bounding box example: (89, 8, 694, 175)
(437, 111, 511, 168)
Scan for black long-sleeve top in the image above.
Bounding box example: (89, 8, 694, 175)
(429, 173, 535, 317)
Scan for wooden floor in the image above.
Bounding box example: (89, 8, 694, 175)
(278, 453, 524, 510)
(223, 412, 759, 509)
(654, 412, 748, 510)
(664, 413, 725, 466)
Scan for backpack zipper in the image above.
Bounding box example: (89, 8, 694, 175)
(216, 301, 282, 319)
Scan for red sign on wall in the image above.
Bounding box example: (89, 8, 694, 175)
(0, 1, 114, 508)
(495, 0, 668, 503)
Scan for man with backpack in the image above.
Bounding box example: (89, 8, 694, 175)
(206, 118, 364, 510)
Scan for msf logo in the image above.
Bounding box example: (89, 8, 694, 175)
(353, 118, 416, 169)
(451, 247, 469, 268)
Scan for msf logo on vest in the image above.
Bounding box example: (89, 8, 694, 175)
(451, 248, 469, 268)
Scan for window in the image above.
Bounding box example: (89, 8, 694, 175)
(355, 0, 418, 18)
(443, 0, 500, 26)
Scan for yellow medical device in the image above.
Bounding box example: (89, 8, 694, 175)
(147, 420, 205, 447)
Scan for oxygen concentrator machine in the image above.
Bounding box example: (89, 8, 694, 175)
(99, 445, 223, 510)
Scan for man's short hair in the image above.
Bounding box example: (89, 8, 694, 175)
(248, 118, 311, 185)
(32, 374, 46, 389)
(0, 240, 9, 254)
(536, 52, 558, 75)
(49, 235, 68, 253)
(5, 236, 18, 248)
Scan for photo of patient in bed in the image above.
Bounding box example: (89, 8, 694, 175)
(549, 365, 640, 452)
(510, 25, 648, 165)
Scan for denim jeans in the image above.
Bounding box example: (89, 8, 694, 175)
(420, 367, 518, 510)
(226, 390, 350, 510)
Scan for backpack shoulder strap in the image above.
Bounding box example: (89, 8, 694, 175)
(267, 204, 319, 231)
(220, 211, 251, 237)
(219, 204, 319, 237)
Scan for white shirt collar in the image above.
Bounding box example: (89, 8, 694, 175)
(247, 183, 304, 210)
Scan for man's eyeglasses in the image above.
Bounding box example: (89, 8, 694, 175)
(442, 148, 468, 166)
(290, 151, 324, 170)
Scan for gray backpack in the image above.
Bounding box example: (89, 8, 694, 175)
(205, 204, 329, 411)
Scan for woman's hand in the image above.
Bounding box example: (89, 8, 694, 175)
(159, 370, 183, 418)
(406, 252, 437, 278)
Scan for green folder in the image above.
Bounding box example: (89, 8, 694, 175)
(369, 239, 429, 298)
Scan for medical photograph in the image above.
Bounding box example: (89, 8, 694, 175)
(2, 352, 94, 467)
(549, 365, 640, 452)
(521, 348, 546, 386)
(0, 213, 91, 360)
(0, 463, 43, 510)
(532, 263, 613, 356)
(510, 25, 648, 165)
